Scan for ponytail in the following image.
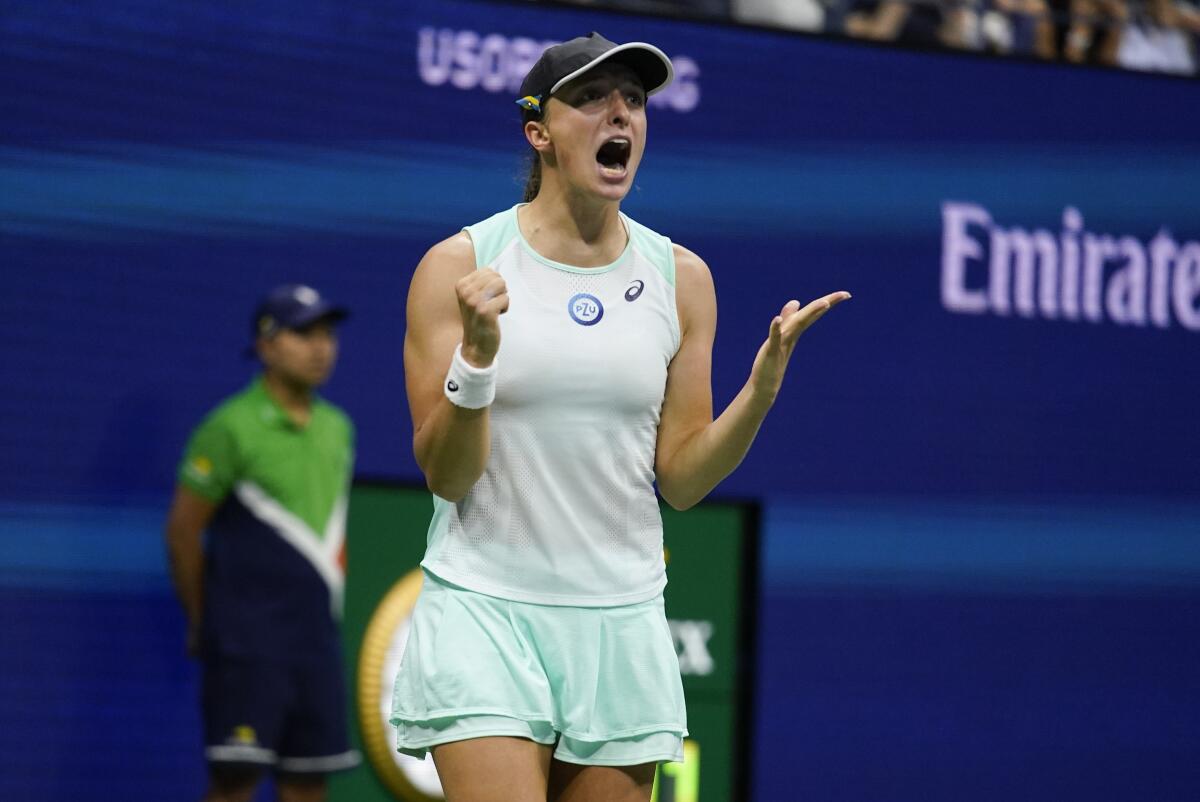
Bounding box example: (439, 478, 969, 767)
(523, 152, 542, 203)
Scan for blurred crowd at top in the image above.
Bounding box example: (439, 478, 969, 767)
(533, 0, 1200, 77)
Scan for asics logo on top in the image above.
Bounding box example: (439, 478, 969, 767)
(447, 380, 459, 392)
(625, 280, 645, 302)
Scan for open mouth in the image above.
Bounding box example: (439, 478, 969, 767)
(596, 137, 631, 176)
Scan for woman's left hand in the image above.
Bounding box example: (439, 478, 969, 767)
(749, 291, 851, 404)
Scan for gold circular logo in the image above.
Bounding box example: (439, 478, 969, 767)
(357, 569, 445, 801)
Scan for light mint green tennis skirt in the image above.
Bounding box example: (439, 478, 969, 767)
(390, 570, 688, 766)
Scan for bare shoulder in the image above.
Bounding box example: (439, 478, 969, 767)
(672, 243, 712, 286)
(671, 243, 716, 335)
(417, 231, 476, 280)
(408, 231, 476, 309)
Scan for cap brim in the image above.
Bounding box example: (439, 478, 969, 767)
(549, 42, 674, 98)
(291, 304, 349, 329)
(243, 305, 348, 358)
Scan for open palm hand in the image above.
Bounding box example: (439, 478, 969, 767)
(750, 291, 851, 402)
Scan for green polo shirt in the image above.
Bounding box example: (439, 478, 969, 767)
(179, 376, 354, 538)
(177, 376, 355, 657)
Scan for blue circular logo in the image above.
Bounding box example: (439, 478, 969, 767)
(567, 293, 604, 326)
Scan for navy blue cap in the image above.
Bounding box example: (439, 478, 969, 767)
(516, 33, 674, 116)
(251, 284, 348, 342)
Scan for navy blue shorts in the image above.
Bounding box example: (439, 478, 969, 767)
(202, 650, 360, 775)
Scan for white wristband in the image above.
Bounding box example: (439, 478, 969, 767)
(444, 344, 497, 409)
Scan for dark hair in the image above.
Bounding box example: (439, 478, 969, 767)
(521, 106, 543, 203)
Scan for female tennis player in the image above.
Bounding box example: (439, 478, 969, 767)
(393, 32, 850, 802)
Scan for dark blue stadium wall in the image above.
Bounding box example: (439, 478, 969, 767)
(2, 1, 1198, 799)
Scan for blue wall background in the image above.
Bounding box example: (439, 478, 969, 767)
(2, 1, 1198, 799)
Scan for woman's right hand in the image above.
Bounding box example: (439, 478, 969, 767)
(455, 268, 509, 368)
(406, 233, 497, 500)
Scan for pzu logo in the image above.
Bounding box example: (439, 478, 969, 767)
(567, 293, 604, 326)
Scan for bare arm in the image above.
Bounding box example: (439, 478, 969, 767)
(404, 232, 510, 501)
(845, 1, 912, 40)
(654, 246, 850, 511)
(163, 485, 218, 655)
(1167, 0, 1200, 32)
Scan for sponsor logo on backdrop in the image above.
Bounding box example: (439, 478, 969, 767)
(417, 28, 701, 113)
(359, 570, 445, 801)
(941, 201, 1200, 331)
(669, 619, 715, 676)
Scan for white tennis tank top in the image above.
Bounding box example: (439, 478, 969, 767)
(420, 205, 680, 606)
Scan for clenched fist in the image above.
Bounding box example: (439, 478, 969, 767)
(456, 268, 509, 368)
